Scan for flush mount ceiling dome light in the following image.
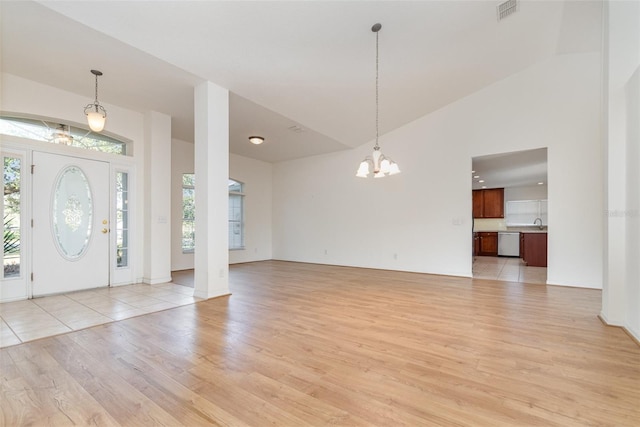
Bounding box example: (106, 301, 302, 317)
(84, 69, 107, 132)
(356, 23, 400, 179)
(248, 136, 265, 145)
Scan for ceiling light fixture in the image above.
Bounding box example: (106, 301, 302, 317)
(50, 124, 73, 146)
(248, 136, 265, 145)
(84, 69, 107, 132)
(356, 23, 400, 179)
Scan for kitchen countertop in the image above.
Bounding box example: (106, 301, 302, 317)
(473, 228, 548, 233)
(510, 228, 547, 233)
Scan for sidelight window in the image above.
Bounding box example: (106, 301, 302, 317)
(3, 155, 21, 278)
(115, 172, 129, 267)
(182, 174, 195, 252)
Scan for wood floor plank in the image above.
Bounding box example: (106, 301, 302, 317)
(43, 333, 184, 426)
(63, 327, 247, 426)
(1, 260, 639, 426)
(3, 341, 120, 426)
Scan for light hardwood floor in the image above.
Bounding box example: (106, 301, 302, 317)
(1, 261, 638, 426)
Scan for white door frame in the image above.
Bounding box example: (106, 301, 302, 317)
(0, 135, 137, 302)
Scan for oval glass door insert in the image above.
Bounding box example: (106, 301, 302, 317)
(52, 166, 93, 259)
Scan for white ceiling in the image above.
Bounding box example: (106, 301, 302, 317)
(1, 1, 602, 163)
(472, 148, 548, 190)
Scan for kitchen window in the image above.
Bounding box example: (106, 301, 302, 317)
(506, 200, 548, 226)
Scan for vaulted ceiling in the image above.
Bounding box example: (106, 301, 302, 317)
(1, 1, 602, 163)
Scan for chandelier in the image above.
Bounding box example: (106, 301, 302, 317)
(84, 69, 107, 132)
(356, 23, 400, 178)
(50, 124, 73, 146)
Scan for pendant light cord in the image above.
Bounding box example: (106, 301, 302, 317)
(375, 28, 380, 150)
(94, 73, 99, 105)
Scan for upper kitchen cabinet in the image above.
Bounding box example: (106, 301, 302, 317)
(472, 188, 504, 218)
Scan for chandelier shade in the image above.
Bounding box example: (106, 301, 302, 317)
(356, 23, 400, 179)
(84, 69, 107, 132)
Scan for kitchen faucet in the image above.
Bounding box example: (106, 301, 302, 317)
(534, 217, 543, 230)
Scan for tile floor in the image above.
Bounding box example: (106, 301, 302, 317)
(0, 278, 199, 348)
(472, 256, 547, 284)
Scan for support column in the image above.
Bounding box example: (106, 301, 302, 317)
(193, 81, 230, 299)
(143, 111, 172, 284)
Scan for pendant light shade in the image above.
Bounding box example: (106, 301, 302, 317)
(355, 23, 400, 179)
(84, 69, 107, 132)
(86, 110, 106, 132)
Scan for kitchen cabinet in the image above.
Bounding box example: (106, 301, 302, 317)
(473, 233, 480, 256)
(521, 233, 547, 267)
(472, 188, 504, 218)
(477, 232, 498, 256)
(472, 191, 484, 218)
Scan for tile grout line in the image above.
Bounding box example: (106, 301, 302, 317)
(0, 315, 24, 345)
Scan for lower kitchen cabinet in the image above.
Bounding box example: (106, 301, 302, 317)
(477, 232, 498, 256)
(473, 233, 480, 256)
(522, 233, 547, 267)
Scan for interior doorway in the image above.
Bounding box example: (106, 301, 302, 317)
(471, 148, 548, 284)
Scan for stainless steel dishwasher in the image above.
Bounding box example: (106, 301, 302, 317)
(498, 232, 520, 257)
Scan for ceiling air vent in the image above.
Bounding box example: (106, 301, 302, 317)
(287, 125, 306, 133)
(497, 0, 518, 21)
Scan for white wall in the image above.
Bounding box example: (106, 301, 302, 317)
(505, 185, 548, 202)
(171, 138, 195, 271)
(170, 143, 273, 270)
(273, 52, 602, 287)
(626, 67, 640, 340)
(142, 111, 172, 284)
(229, 153, 273, 264)
(601, 0, 640, 340)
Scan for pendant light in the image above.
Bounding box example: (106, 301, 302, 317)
(84, 69, 107, 132)
(356, 23, 400, 178)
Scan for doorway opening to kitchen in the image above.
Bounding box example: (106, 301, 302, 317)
(471, 148, 548, 284)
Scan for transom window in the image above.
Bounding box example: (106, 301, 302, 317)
(0, 116, 128, 156)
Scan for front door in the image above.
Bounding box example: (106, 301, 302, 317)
(32, 152, 110, 296)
